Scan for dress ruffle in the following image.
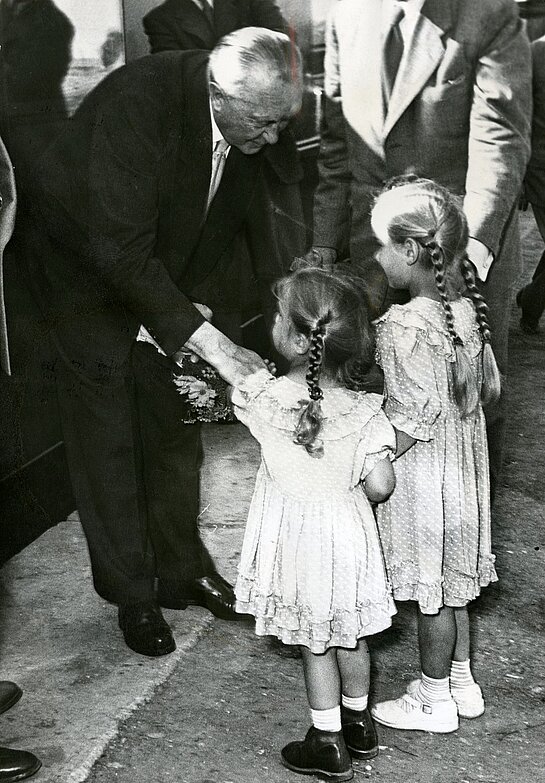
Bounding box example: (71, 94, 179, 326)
(234, 374, 386, 440)
(236, 580, 396, 654)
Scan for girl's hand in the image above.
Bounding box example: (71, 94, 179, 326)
(264, 359, 277, 376)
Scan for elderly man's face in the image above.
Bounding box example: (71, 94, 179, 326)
(211, 77, 301, 155)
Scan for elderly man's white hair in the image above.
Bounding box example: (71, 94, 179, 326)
(209, 26, 302, 96)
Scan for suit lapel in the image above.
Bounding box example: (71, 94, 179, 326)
(383, 0, 455, 137)
(173, 0, 216, 48)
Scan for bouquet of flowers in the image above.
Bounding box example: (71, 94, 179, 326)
(172, 352, 235, 424)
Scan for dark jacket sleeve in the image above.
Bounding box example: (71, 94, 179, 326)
(525, 37, 545, 207)
(143, 7, 184, 54)
(83, 81, 205, 355)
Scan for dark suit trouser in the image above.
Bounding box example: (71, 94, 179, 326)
(53, 329, 215, 605)
(518, 203, 545, 325)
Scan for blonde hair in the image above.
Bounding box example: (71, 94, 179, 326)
(371, 177, 501, 417)
(274, 265, 375, 457)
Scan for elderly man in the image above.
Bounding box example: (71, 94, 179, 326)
(310, 0, 532, 496)
(17, 28, 303, 657)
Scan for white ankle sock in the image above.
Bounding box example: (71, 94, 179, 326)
(450, 659, 476, 690)
(341, 694, 368, 712)
(310, 706, 342, 732)
(416, 673, 451, 704)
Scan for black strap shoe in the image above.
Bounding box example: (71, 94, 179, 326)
(0, 683, 22, 716)
(158, 574, 247, 621)
(341, 706, 378, 760)
(118, 601, 176, 657)
(281, 726, 353, 781)
(0, 747, 41, 782)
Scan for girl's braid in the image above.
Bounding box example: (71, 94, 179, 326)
(460, 255, 502, 407)
(460, 255, 492, 343)
(294, 317, 328, 458)
(306, 323, 326, 402)
(426, 240, 461, 347)
(426, 239, 479, 416)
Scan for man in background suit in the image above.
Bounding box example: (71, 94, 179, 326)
(310, 0, 532, 496)
(143, 0, 287, 52)
(16, 28, 303, 658)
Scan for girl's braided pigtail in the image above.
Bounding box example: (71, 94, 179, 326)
(427, 240, 479, 417)
(461, 256, 501, 407)
(294, 324, 326, 458)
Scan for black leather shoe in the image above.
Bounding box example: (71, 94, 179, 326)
(0, 747, 41, 782)
(158, 573, 245, 621)
(281, 726, 353, 781)
(118, 601, 176, 657)
(516, 288, 540, 334)
(0, 683, 22, 716)
(341, 706, 379, 760)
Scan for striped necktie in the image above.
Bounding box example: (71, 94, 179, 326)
(201, 0, 214, 29)
(382, 6, 405, 111)
(206, 138, 229, 212)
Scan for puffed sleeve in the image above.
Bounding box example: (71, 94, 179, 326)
(231, 369, 275, 428)
(375, 319, 442, 441)
(356, 408, 396, 482)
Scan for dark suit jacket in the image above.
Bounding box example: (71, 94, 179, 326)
(143, 0, 287, 53)
(21, 51, 302, 368)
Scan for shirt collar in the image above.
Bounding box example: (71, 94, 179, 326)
(382, 0, 426, 25)
(209, 99, 225, 148)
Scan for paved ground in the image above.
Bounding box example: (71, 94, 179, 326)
(83, 212, 545, 783)
(0, 212, 543, 783)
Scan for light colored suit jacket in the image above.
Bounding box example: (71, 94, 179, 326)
(313, 0, 532, 265)
(0, 135, 16, 375)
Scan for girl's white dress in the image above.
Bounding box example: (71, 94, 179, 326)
(232, 371, 396, 654)
(375, 297, 498, 615)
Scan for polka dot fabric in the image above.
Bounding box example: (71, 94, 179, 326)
(231, 374, 397, 653)
(374, 297, 497, 614)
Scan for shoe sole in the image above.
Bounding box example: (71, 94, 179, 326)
(0, 686, 22, 715)
(281, 757, 353, 781)
(159, 595, 248, 621)
(371, 711, 458, 733)
(345, 744, 379, 760)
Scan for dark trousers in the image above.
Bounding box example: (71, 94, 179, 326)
(53, 328, 215, 605)
(518, 203, 545, 326)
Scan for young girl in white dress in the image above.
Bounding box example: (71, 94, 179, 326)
(231, 266, 396, 782)
(369, 177, 500, 734)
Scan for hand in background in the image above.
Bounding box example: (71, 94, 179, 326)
(291, 247, 338, 272)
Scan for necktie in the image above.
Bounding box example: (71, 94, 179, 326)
(206, 138, 229, 211)
(201, 0, 214, 29)
(382, 5, 405, 110)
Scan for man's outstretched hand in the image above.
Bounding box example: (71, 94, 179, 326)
(176, 321, 267, 387)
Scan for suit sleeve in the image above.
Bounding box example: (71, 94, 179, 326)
(143, 10, 183, 54)
(249, 0, 288, 33)
(312, 10, 352, 250)
(525, 38, 545, 207)
(86, 85, 204, 356)
(463, 2, 532, 255)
